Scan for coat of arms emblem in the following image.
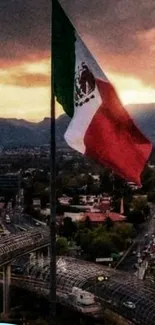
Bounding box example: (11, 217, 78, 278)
(74, 62, 96, 107)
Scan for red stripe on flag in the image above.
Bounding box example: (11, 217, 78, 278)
(84, 79, 152, 185)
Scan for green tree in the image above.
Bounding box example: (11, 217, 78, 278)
(131, 196, 150, 218)
(127, 209, 145, 225)
(142, 166, 155, 193)
(75, 229, 94, 257)
(60, 217, 77, 239)
(92, 235, 115, 258)
(33, 181, 45, 195)
(132, 196, 148, 210)
(104, 216, 114, 230)
(147, 191, 155, 203)
(109, 232, 124, 251)
(84, 216, 92, 229)
(99, 168, 113, 194)
(70, 195, 81, 205)
(56, 237, 69, 255)
(113, 222, 135, 240)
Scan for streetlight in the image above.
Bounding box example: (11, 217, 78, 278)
(95, 274, 109, 295)
(97, 275, 109, 282)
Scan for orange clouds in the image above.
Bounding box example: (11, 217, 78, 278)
(1, 72, 49, 88)
(108, 73, 155, 105)
(0, 59, 51, 121)
(0, 0, 155, 121)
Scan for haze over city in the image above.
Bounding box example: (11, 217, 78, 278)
(0, 0, 155, 121)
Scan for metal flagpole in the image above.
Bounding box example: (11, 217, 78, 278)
(49, 0, 57, 322)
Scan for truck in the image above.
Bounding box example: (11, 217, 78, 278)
(71, 287, 95, 305)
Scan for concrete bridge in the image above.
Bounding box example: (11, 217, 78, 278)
(0, 227, 49, 267)
(0, 228, 155, 324)
(0, 227, 50, 314)
(10, 257, 155, 325)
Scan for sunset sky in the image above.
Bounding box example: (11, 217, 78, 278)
(0, 0, 155, 121)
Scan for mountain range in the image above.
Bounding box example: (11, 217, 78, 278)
(0, 115, 70, 148)
(0, 103, 155, 148)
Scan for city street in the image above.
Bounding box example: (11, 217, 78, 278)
(118, 205, 155, 273)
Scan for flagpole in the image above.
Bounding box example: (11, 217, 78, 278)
(49, 0, 57, 322)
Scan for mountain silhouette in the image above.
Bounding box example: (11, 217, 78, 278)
(0, 104, 155, 148)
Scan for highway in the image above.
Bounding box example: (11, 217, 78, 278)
(95, 278, 155, 325)
(0, 203, 154, 323)
(0, 225, 153, 324)
(118, 205, 155, 273)
(0, 227, 49, 267)
(8, 256, 155, 325)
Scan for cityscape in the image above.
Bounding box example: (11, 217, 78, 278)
(0, 142, 154, 324)
(1, 0, 155, 324)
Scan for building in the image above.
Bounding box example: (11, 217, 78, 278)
(82, 212, 126, 226)
(33, 198, 41, 210)
(0, 171, 21, 193)
(63, 212, 84, 222)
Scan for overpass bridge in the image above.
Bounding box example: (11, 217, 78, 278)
(0, 229, 155, 324)
(0, 227, 49, 267)
(10, 257, 155, 325)
(0, 227, 50, 314)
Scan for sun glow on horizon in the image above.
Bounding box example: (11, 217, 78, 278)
(108, 73, 155, 106)
(0, 58, 155, 121)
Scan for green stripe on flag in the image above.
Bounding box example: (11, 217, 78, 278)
(53, 0, 75, 117)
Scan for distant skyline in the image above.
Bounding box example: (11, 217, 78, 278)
(0, 0, 155, 121)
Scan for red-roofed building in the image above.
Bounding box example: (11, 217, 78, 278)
(98, 201, 111, 212)
(82, 212, 126, 226)
(94, 195, 111, 212)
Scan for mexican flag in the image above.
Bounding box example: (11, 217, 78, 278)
(53, 0, 152, 185)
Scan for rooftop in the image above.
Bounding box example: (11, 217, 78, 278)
(82, 212, 126, 223)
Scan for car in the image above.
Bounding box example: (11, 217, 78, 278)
(123, 301, 136, 309)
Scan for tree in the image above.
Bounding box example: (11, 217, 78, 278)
(132, 196, 148, 211)
(147, 191, 155, 203)
(92, 235, 115, 258)
(127, 209, 145, 225)
(142, 166, 155, 193)
(111, 196, 121, 213)
(84, 216, 92, 229)
(70, 195, 81, 205)
(104, 216, 114, 230)
(109, 232, 124, 251)
(75, 228, 94, 255)
(113, 222, 135, 240)
(131, 196, 150, 218)
(33, 181, 45, 195)
(60, 217, 77, 239)
(99, 168, 113, 194)
(40, 189, 49, 208)
(56, 237, 69, 255)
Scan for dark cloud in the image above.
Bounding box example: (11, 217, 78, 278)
(0, 0, 50, 65)
(1, 0, 155, 87)
(61, 0, 155, 87)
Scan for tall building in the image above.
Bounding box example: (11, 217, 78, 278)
(0, 171, 21, 193)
